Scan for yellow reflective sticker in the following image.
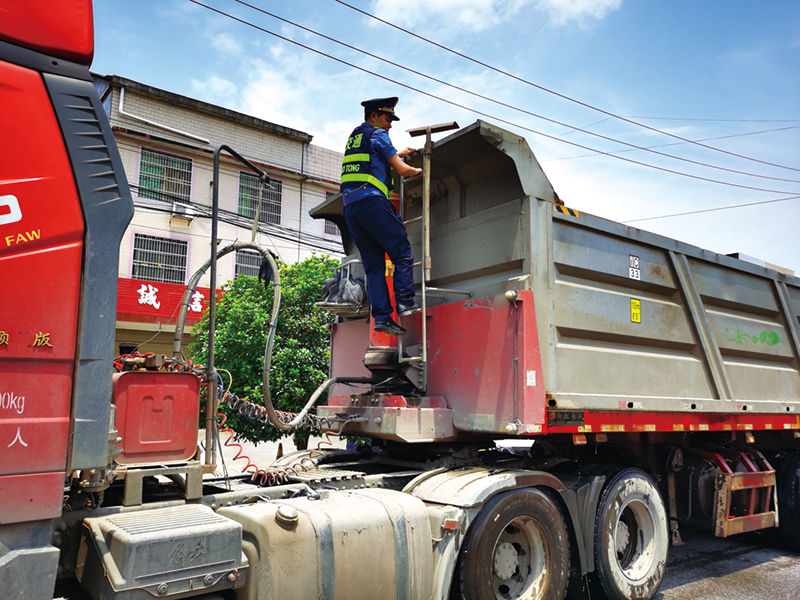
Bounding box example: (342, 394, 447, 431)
(630, 298, 641, 323)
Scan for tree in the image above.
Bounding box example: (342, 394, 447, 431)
(188, 254, 339, 448)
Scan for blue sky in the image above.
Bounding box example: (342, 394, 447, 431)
(92, 0, 800, 273)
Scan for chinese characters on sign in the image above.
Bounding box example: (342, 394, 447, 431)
(0, 331, 8, 346)
(190, 291, 205, 313)
(118, 278, 215, 321)
(137, 284, 161, 310)
(7, 427, 28, 448)
(32, 332, 53, 347)
(134, 283, 205, 313)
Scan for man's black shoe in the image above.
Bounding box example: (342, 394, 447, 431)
(397, 302, 421, 317)
(374, 319, 407, 336)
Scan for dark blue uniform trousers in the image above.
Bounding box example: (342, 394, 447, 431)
(344, 194, 415, 323)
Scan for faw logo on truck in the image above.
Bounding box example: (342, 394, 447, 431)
(0, 195, 23, 226)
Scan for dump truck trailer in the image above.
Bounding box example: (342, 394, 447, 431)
(2, 2, 799, 600)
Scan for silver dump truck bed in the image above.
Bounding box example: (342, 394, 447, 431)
(312, 120, 800, 423)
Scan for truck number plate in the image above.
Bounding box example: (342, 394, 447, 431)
(629, 254, 640, 280)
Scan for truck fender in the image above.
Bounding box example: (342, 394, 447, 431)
(404, 467, 607, 589)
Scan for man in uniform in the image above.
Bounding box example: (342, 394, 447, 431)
(340, 97, 422, 336)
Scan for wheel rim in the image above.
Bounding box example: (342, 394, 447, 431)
(491, 516, 549, 599)
(613, 498, 657, 582)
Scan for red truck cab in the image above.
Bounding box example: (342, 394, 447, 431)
(0, 1, 133, 596)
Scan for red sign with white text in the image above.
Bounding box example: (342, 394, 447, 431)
(116, 278, 222, 325)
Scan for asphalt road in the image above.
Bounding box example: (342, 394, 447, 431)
(655, 524, 800, 600)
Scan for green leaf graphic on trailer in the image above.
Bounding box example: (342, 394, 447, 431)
(724, 325, 781, 347)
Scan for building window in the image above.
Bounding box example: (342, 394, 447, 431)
(323, 192, 339, 236)
(138, 148, 192, 204)
(235, 249, 261, 278)
(324, 220, 340, 236)
(239, 172, 282, 225)
(132, 233, 188, 284)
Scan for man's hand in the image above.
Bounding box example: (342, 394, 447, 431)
(397, 147, 417, 158)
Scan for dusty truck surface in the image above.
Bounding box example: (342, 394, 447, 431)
(2, 2, 800, 600)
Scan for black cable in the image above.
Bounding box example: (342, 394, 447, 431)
(547, 124, 800, 163)
(624, 194, 800, 223)
(111, 137, 343, 251)
(625, 116, 800, 123)
(334, 0, 800, 174)
(185, 0, 799, 196)
(112, 138, 338, 200)
(128, 184, 343, 254)
(229, 0, 800, 185)
(131, 200, 341, 255)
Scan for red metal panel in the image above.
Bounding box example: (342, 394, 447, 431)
(113, 371, 200, 465)
(422, 291, 546, 434)
(0, 61, 85, 523)
(0, 0, 94, 64)
(328, 318, 372, 398)
(0, 472, 66, 524)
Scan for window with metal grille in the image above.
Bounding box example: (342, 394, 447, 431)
(235, 249, 262, 278)
(323, 192, 340, 236)
(239, 172, 282, 225)
(138, 148, 193, 204)
(132, 233, 188, 284)
(324, 219, 340, 236)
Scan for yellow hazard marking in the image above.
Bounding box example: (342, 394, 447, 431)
(723, 424, 733, 431)
(699, 424, 709, 431)
(601, 424, 625, 432)
(554, 205, 579, 217)
(577, 425, 592, 433)
(630, 298, 641, 323)
(673, 424, 684, 431)
(765, 424, 773, 430)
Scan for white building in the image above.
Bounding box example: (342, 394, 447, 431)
(93, 75, 343, 355)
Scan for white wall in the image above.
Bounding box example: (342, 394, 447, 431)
(109, 83, 344, 289)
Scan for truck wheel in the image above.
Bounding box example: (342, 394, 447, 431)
(589, 469, 668, 600)
(777, 451, 800, 552)
(454, 488, 570, 600)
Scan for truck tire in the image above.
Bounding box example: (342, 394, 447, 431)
(777, 451, 800, 552)
(453, 488, 570, 600)
(589, 468, 668, 600)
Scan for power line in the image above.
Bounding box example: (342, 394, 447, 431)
(112, 137, 343, 240)
(127, 183, 343, 255)
(186, 0, 800, 196)
(334, 0, 800, 175)
(624, 195, 800, 223)
(546, 124, 800, 163)
(227, 0, 798, 185)
(624, 116, 800, 123)
(113, 137, 336, 203)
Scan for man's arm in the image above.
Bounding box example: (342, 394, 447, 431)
(388, 153, 422, 177)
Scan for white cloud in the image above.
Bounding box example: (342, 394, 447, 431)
(210, 32, 243, 55)
(370, 0, 621, 31)
(537, 0, 622, 26)
(191, 75, 238, 101)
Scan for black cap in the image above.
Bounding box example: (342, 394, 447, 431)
(361, 97, 400, 121)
